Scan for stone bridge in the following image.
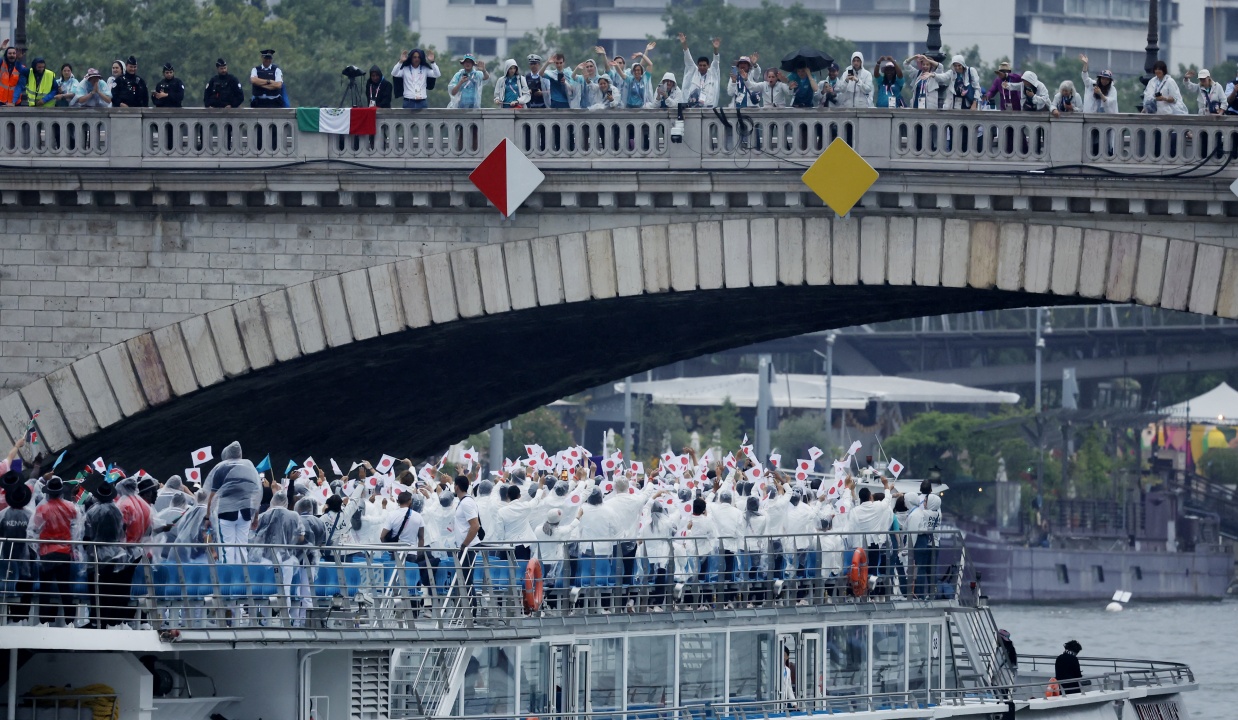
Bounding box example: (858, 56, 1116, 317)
(0, 108, 1235, 473)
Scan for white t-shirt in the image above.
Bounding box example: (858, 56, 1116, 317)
(455, 495, 480, 549)
(382, 505, 423, 545)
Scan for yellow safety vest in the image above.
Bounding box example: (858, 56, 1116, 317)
(26, 68, 55, 106)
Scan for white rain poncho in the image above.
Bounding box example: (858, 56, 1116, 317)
(422, 493, 457, 556)
(682, 47, 720, 107)
(155, 475, 194, 512)
(576, 63, 605, 108)
(741, 496, 769, 554)
(848, 494, 895, 547)
(655, 72, 683, 108)
(1019, 71, 1052, 111)
(576, 489, 618, 556)
(622, 67, 654, 108)
(638, 500, 674, 568)
(931, 55, 981, 110)
(493, 60, 531, 107)
(1183, 75, 1228, 115)
(1143, 73, 1188, 115)
(906, 493, 942, 538)
(727, 60, 763, 109)
(82, 494, 126, 563)
(168, 504, 211, 564)
(590, 76, 620, 109)
(753, 77, 792, 108)
(1080, 71, 1120, 113)
(533, 511, 579, 564)
(355, 494, 390, 545)
(205, 441, 261, 516)
(710, 495, 743, 553)
(253, 497, 303, 563)
(492, 489, 541, 544)
(836, 52, 874, 108)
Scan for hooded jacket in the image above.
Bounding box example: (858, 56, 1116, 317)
(906, 58, 943, 109)
(656, 72, 683, 108)
(493, 60, 531, 108)
(836, 52, 874, 108)
(931, 55, 980, 110)
(365, 65, 393, 108)
(1183, 76, 1228, 115)
(1080, 71, 1119, 113)
(206, 441, 261, 516)
(1019, 71, 1051, 111)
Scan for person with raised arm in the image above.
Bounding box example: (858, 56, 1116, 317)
(679, 32, 721, 108)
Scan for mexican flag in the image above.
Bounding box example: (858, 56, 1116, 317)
(295, 107, 377, 135)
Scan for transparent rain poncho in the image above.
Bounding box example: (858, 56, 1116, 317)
(115, 477, 153, 549)
(82, 493, 126, 563)
(168, 504, 211, 564)
(205, 441, 262, 516)
(155, 475, 195, 512)
(252, 496, 303, 563)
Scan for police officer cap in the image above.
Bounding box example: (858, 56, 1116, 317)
(215, 58, 228, 67)
(126, 55, 138, 66)
(163, 62, 174, 72)
(527, 54, 543, 65)
(261, 49, 275, 58)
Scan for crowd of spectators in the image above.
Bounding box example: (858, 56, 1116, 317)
(2, 36, 1235, 114)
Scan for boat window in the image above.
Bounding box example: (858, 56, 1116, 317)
(463, 646, 516, 716)
(872, 624, 906, 694)
(680, 632, 726, 706)
(628, 635, 675, 711)
(588, 637, 624, 713)
(908, 624, 941, 701)
(826, 625, 868, 696)
(1056, 564, 1070, 584)
(1093, 565, 1105, 583)
(729, 631, 776, 703)
(520, 644, 551, 715)
(1133, 566, 1143, 581)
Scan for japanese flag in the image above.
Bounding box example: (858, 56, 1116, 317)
(191, 446, 213, 467)
(92, 457, 107, 474)
(462, 447, 478, 464)
(419, 464, 435, 483)
(602, 455, 619, 473)
(678, 454, 690, 469)
(375, 455, 396, 474)
(795, 459, 811, 482)
(303, 457, 317, 472)
(184, 467, 201, 484)
(437, 453, 448, 469)
(661, 451, 675, 465)
(630, 461, 644, 476)
(603, 480, 614, 493)
(331, 459, 344, 477)
(316, 483, 331, 503)
(768, 453, 781, 468)
(847, 440, 862, 457)
(808, 446, 824, 461)
(746, 466, 762, 481)
(888, 458, 905, 479)
(724, 453, 736, 469)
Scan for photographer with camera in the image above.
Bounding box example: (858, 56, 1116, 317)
(392, 48, 440, 109)
(1079, 56, 1118, 114)
(250, 49, 285, 108)
(1141, 60, 1187, 114)
(365, 65, 392, 108)
(1050, 80, 1080, 118)
(836, 51, 874, 108)
(448, 54, 489, 109)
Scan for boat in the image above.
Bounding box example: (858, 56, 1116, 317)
(0, 530, 1197, 720)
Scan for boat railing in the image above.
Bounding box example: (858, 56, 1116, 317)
(0, 531, 967, 635)
(1019, 654, 1195, 687)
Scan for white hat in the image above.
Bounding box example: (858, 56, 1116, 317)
(661, 71, 676, 85)
(1198, 69, 1211, 80)
(951, 54, 966, 68)
(546, 509, 563, 525)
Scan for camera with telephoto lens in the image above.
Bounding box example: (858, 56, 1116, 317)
(341, 65, 365, 79)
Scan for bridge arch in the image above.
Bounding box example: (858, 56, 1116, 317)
(5, 216, 1235, 473)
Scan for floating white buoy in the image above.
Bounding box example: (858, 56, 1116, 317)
(1105, 602, 1123, 612)
(1106, 590, 1133, 612)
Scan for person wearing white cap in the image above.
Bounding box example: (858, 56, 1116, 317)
(71, 67, 111, 108)
(655, 71, 683, 108)
(534, 507, 580, 604)
(727, 53, 763, 108)
(922, 53, 980, 110)
(836, 51, 874, 108)
(1183, 69, 1228, 115)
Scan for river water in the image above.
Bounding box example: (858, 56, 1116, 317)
(991, 599, 1233, 718)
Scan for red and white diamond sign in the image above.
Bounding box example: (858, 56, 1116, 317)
(469, 138, 545, 218)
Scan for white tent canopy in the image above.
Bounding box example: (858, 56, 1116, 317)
(615, 373, 1020, 410)
(1160, 382, 1238, 423)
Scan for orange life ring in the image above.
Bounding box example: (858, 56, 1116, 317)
(849, 546, 869, 597)
(523, 558, 544, 612)
(1045, 678, 1061, 698)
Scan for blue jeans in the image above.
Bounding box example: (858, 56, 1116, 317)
(402, 98, 428, 109)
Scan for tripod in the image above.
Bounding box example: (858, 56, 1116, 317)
(339, 75, 362, 108)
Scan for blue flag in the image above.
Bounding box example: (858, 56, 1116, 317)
(255, 455, 271, 473)
(285, 459, 298, 474)
(52, 450, 66, 470)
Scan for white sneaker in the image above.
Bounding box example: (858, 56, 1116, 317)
(651, 606, 665, 613)
(796, 599, 809, 607)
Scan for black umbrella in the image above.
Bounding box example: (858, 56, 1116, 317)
(780, 47, 834, 73)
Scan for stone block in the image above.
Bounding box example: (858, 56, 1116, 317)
(1133, 235, 1168, 306)
(1159, 239, 1196, 311)
(695, 221, 724, 290)
(613, 227, 644, 297)
(233, 297, 276, 369)
(803, 217, 831, 286)
(1050, 227, 1082, 297)
(421, 253, 459, 324)
(449, 249, 485, 319)
(367, 265, 405, 335)
(1188, 244, 1225, 316)
(286, 283, 328, 355)
(530, 236, 565, 307)
(339, 269, 379, 341)
(314, 275, 355, 347)
(967, 221, 999, 289)
(1078, 229, 1110, 299)
(125, 333, 172, 406)
(1104, 232, 1139, 303)
(776, 218, 805, 287)
(151, 324, 198, 397)
(750, 218, 777, 288)
(640, 225, 671, 294)
(259, 290, 303, 360)
(503, 241, 538, 310)
(475, 244, 513, 313)
(207, 305, 251, 376)
(46, 366, 98, 439)
(19, 380, 72, 450)
(941, 219, 970, 288)
(393, 257, 434, 328)
(831, 217, 859, 285)
(559, 233, 591, 303)
(71, 354, 122, 428)
(722, 219, 750, 289)
(1022, 225, 1053, 295)
(995, 224, 1026, 291)
(667, 224, 698, 292)
(585, 230, 618, 300)
(1215, 249, 1238, 319)
(179, 315, 225, 388)
(859, 217, 887, 285)
(0, 392, 34, 461)
(886, 217, 914, 286)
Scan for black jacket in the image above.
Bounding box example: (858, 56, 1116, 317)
(152, 77, 185, 108)
(365, 66, 392, 108)
(1054, 651, 1083, 694)
(112, 72, 149, 107)
(203, 72, 244, 108)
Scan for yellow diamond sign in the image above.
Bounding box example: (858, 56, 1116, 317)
(801, 138, 879, 217)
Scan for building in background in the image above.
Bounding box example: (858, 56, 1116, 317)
(383, 0, 561, 62)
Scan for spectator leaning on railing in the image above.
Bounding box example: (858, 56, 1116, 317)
(1050, 80, 1080, 118)
(1183, 69, 1228, 115)
(982, 61, 1022, 111)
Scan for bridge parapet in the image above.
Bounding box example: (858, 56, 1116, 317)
(2, 108, 1236, 174)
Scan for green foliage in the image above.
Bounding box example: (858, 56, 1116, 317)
(503, 407, 574, 460)
(660, 0, 851, 78)
(638, 403, 691, 459)
(509, 25, 602, 70)
(770, 412, 830, 460)
(1020, 52, 1145, 114)
(1070, 425, 1116, 498)
(698, 398, 745, 454)
(1198, 447, 1238, 485)
(28, 0, 417, 107)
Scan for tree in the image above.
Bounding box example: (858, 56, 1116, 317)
(637, 403, 691, 460)
(27, 0, 417, 107)
(509, 25, 601, 70)
(661, 0, 851, 78)
(770, 412, 830, 460)
(503, 407, 574, 460)
(698, 397, 745, 454)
